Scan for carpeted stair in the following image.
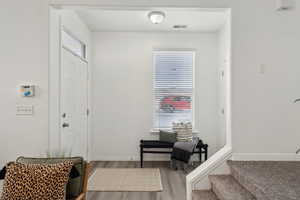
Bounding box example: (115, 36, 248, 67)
(193, 161, 300, 200)
(193, 190, 218, 200)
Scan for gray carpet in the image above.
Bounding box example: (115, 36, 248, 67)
(193, 190, 218, 200)
(209, 175, 255, 200)
(229, 161, 300, 200)
(193, 161, 300, 200)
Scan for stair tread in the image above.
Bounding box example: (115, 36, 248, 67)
(193, 190, 219, 200)
(209, 175, 255, 200)
(228, 160, 300, 200)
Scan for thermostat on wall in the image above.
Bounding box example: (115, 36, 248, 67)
(20, 85, 35, 97)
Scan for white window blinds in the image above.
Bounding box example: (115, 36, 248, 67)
(153, 51, 194, 129)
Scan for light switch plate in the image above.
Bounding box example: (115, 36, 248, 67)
(16, 105, 33, 115)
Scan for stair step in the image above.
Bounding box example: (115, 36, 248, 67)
(193, 190, 219, 200)
(228, 160, 300, 200)
(209, 175, 256, 200)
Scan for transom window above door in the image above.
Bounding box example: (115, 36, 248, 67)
(153, 51, 195, 129)
(61, 28, 87, 59)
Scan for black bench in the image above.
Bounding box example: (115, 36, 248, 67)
(140, 139, 208, 168)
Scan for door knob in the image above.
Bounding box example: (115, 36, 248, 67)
(62, 123, 70, 128)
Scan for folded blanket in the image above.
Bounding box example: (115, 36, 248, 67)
(171, 137, 199, 163)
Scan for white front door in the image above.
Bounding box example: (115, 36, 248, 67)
(60, 48, 88, 158)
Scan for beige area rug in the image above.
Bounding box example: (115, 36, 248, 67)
(88, 168, 163, 192)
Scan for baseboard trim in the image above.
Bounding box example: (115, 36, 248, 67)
(91, 155, 170, 162)
(232, 153, 300, 161)
(91, 154, 201, 162)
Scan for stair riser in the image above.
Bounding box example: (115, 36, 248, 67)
(209, 175, 255, 200)
(193, 190, 219, 200)
(211, 183, 225, 200)
(230, 166, 269, 200)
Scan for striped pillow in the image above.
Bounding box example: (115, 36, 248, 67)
(172, 122, 193, 142)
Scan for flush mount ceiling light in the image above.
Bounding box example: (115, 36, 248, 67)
(148, 11, 165, 24)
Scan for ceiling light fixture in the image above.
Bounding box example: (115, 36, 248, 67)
(148, 11, 165, 24)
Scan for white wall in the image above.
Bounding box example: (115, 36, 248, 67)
(1, 0, 300, 167)
(229, 1, 300, 156)
(0, 0, 49, 167)
(91, 32, 220, 160)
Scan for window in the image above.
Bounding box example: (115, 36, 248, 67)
(61, 28, 86, 59)
(153, 51, 195, 129)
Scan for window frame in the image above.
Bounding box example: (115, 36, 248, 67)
(152, 50, 196, 130)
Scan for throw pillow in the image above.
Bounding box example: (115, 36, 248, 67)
(173, 122, 193, 142)
(159, 130, 177, 143)
(0, 161, 73, 200)
(16, 157, 84, 199)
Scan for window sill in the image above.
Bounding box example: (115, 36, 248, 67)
(150, 129, 200, 135)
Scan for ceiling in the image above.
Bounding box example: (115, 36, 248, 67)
(76, 9, 227, 32)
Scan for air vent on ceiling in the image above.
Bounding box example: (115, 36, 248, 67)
(173, 25, 188, 29)
(276, 0, 295, 10)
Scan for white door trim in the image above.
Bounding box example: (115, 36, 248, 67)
(49, 7, 90, 159)
(49, 7, 62, 155)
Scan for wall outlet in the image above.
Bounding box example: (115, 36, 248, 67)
(16, 105, 33, 115)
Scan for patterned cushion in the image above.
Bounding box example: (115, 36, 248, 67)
(173, 122, 193, 142)
(16, 157, 85, 199)
(0, 180, 3, 195)
(0, 161, 73, 200)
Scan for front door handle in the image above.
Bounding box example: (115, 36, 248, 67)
(62, 123, 70, 128)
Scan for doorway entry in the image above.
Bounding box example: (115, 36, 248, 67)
(49, 10, 90, 158)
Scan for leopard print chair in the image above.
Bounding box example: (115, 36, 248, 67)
(16, 157, 90, 200)
(0, 179, 3, 195)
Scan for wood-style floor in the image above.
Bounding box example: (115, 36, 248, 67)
(87, 161, 187, 200)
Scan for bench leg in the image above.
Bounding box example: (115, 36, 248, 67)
(205, 146, 208, 161)
(140, 146, 143, 168)
(198, 148, 202, 163)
